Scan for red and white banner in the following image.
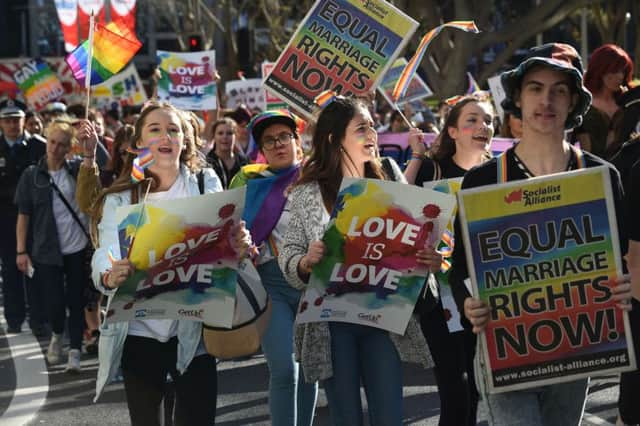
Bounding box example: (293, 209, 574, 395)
(110, 0, 137, 34)
(78, 0, 106, 40)
(54, 0, 79, 52)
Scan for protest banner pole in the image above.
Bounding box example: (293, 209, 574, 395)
(84, 11, 95, 119)
(394, 104, 413, 129)
(126, 181, 152, 260)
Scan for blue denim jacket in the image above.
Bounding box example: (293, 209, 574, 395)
(91, 166, 222, 401)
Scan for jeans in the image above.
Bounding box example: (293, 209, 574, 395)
(420, 300, 478, 426)
(323, 322, 403, 426)
(258, 260, 318, 426)
(121, 335, 217, 426)
(484, 378, 589, 426)
(34, 249, 86, 349)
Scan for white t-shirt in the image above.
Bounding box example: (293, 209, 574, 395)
(50, 168, 88, 255)
(127, 173, 189, 342)
(257, 197, 291, 264)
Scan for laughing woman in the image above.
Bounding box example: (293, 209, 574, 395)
(279, 96, 438, 426)
(404, 95, 495, 426)
(91, 102, 251, 425)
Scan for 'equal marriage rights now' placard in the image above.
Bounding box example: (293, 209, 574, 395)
(105, 188, 246, 327)
(457, 167, 636, 393)
(263, 0, 418, 117)
(297, 178, 456, 334)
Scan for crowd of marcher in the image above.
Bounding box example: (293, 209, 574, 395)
(1, 41, 639, 425)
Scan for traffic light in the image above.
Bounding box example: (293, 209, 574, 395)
(188, 34, 203, 51)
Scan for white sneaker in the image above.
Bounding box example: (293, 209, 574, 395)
(47, 333, 63, 364)
(65, 349, 81, 372)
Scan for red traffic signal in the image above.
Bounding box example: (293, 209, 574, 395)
(188, 34, 203, 51)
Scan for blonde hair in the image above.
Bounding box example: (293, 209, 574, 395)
(45, 118, 77, 147)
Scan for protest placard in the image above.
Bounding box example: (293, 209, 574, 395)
(296, 177, 456, 334)
(105, 187, 246, 327)
(377, 132, 438, 151)
(225, 78, 266, 111)
(491, 137, 516, 156)
(487, 74, 506, 120)
(457, 166, 636, 393)
(1, 57, 85, 105)
(157, 50, 217, 110)
(261, 61, 288, 110)
(12, 59, 64, 111)
(423, 177, 464, 332)
(379, 57, 433, 106)
(92, 63, 148, 108)
(264, 0, 418, 117)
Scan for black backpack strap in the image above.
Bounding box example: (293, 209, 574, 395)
(44, 170, 91, 241)
(197, 169, 205, 194)
(432, 161, 442, 181)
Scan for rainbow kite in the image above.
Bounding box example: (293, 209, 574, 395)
(66, 20, 142, 87)
(392, 21, 479, 102)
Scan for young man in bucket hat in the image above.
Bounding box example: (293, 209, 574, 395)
(449, 43, 634, 425)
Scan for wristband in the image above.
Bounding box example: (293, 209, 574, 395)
(411, 151, 426, 160)
(16, 251, 27, 256)
(83, 154, 95, 159)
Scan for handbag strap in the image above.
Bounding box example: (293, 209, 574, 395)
(44, 169, 91, 241)
(236, 272, 261, 314)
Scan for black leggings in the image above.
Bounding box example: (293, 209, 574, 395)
(619, 298, 640, 424)
(121, 335, 218, 426)
(420, 301, 479, 426)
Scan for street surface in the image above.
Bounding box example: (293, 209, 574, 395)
(0, 303, 622, 425)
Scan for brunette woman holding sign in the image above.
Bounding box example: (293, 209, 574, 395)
(404, 95, 495, 426)
(279, 95, 440, 426)
(90, 102, 252, 425)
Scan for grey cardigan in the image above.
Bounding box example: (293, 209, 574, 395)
(279, 181, 433, 383)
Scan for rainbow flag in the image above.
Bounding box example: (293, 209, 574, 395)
(232, 164, 301, 247)
(392, 21, 479, 102)
(466, 72, 481, 94)
(129, 147, 154, 183)
(314, 90, 337, 109)
(66, 20, 141, 87)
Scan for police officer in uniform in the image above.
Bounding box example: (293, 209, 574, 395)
(0, 99, 46, 334)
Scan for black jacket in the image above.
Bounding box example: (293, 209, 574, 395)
(0, 132, 46, 212)
(14, 158, 83, 266)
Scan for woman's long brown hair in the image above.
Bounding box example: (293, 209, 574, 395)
(295, 96, 385, 213)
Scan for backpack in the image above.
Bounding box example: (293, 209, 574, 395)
(198, 169, 272, 359)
